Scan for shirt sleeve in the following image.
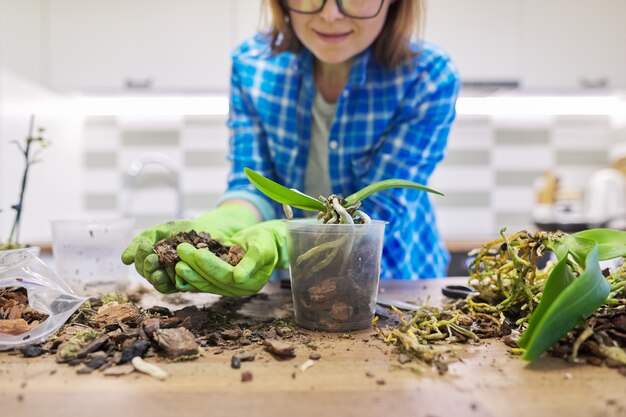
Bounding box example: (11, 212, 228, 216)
(357, 53, 460, 246)
(216, 54, 279, 221)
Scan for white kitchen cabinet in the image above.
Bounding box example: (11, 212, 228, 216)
(424, 0, 524, 86)
(424, 0, 626, 90)
(521, 0, 626, 90)
(46, 0, 233, 93)
(0, 0, 46, 86)
(44, 0, 626, 93)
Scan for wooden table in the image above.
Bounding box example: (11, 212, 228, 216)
(1, 278, 624, 417)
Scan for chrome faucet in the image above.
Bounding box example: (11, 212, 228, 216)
(124, 152, 184, 219)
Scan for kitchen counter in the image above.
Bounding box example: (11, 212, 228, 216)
(34, 239, 490, 255)
(1, 278, 624, 417)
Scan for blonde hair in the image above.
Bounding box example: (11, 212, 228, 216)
(262, 0, 423, 68)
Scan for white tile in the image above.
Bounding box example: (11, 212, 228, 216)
(84, 170, 120, 193)
(492, 187, 535, 211)
(119, 148, 184, 171)
(181, 168, 229, 193)
(181, 126, 229, 151)
(552, 127, 611, 149)
(120, 189, 180, 216)
(446, 124, 493, 149)
(492, 146, 554, 169)
(84, 128, 121, 151)
(430, 166, 493, 191)
(435, 208, 495, 240)
(492, 115, 554, 129)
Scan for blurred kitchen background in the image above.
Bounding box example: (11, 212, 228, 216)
(1, 0, 626, 276)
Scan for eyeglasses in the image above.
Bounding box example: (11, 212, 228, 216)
(282, 0, 385, 19)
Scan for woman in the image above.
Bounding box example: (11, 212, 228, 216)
(123, 0, 460, 295)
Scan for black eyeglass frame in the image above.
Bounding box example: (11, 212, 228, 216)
(281, 0, 385, 19)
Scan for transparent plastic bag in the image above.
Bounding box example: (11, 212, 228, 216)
(0, 249, 87, 350)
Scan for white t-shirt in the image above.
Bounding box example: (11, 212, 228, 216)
(304, 91, 336, 200)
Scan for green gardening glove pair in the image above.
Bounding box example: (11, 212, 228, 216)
(175, 220, 288, 296)
(121, 204, 258, 293)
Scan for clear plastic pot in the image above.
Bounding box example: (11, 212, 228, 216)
(50, 218, 134, 296)
(285, 219, 386, 332)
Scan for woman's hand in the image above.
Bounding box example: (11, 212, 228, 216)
(174, 220, 287, 296)
(121, 204, 259, 293)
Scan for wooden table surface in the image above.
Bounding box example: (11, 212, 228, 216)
(1, 278, 625, 417)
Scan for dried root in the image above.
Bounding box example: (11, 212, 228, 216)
(375, 228, 626, 372)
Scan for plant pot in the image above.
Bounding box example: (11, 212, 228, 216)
(50, 218, 135, 296)
(285, 219, 386, 332)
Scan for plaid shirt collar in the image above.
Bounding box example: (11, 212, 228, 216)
(293, 46, 371, 89)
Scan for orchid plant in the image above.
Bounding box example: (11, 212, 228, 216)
(245, 167, 443, 269)
(0, 116, 48, 250)
(460, 227, 626, 361)
(244, 167, 443, 224)
(516, 228, 626, 360)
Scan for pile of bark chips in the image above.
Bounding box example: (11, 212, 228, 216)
(1, 287, 332, 378)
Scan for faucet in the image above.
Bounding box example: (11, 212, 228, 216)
(124, 152, 184, 219)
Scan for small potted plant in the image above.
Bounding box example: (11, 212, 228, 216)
(245, 168, 443, 331)
(0, 116, 48, 253)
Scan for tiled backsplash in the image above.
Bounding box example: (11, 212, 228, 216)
(82, 113, 624, 240)
(83, 115, 230, 230)
(432, 114, 621, 239)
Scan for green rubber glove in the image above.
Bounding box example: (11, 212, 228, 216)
(175, 220, 288, 296)
(121, 204, 258, 293)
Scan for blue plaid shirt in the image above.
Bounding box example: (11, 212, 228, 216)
(220, 35, 460, 279)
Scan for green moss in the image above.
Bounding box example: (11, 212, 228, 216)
(58, 328, 102, 361)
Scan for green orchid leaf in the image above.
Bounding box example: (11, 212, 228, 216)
(557, 235, 596, 266)
(244, 168, 325, 212)
(573, 228, 626, 260)
(547, 229, 626, 263)
(344, 179, 443, 207)
(518, 254, 576, 348)
(521, 245, 610, 361)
